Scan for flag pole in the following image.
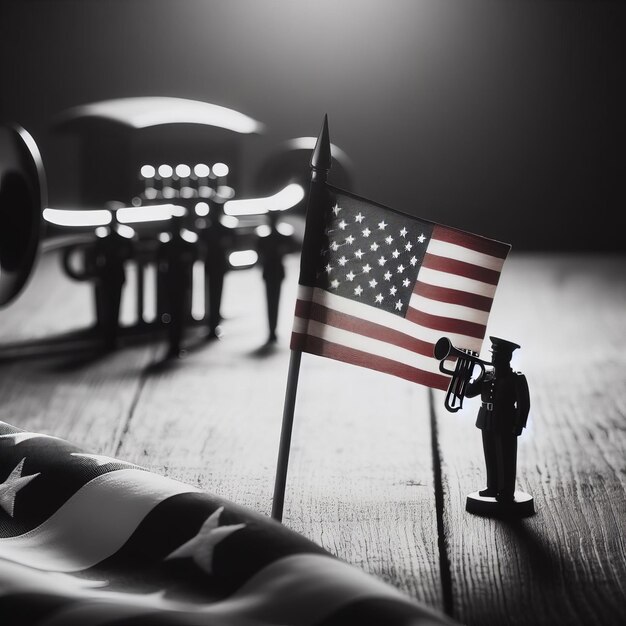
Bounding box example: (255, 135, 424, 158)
(271, 115, 332, 522)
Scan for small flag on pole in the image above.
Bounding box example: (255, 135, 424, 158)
(271, 115, 511, 523)
(290, 186, 511, 390)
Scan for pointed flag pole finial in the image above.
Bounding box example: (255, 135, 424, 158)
(310, 114, 332, 182)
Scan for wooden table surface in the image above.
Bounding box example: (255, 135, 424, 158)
(0, 247, 624, 626)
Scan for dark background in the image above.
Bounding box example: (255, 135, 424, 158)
(1, 0, 624, 251)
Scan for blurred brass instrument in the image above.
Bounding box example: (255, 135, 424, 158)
(0, 124, 46, 307)
(434, 336, 492, 413)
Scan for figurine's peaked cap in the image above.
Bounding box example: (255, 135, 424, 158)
(489, 336, 520, 355)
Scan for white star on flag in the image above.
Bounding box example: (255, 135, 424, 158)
(0, 458, 40, 517)
(166, 507, 246, 575)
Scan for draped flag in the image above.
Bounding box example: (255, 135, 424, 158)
(0, 421, 456, 625)
(291, 185, 511, 390)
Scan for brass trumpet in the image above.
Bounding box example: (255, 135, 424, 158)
(434, 337, 492, 413)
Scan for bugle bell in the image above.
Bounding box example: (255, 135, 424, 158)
(434, 336, 492, 413)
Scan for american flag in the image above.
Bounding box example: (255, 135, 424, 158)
(0, 421, 456, 625)
(291, 186, 511, 390)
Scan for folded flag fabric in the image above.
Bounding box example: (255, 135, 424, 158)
(0, 421, 457, 625)
(291, 184, 510, 391)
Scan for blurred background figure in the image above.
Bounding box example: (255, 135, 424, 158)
(158, 214, 198, 358)
(90, 209, 134, 351)
(256, 210, 293, 344)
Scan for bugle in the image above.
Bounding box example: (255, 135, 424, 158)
(433, 337, 492, 413)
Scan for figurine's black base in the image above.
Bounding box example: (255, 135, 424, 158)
(466, 490, 535, 518)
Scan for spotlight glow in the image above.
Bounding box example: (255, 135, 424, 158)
(224, 183, 305, 216)
(175, 164, 191, 178)
(217, 185, 235, 200)
(180, 228, 199, 244)
(158, 164, 173, 178)
(220, 215, 239, 229)
(117, 204, 184, 223)
(255, 225, 271, 238)
(195, 202, 210, 216)
(117, 225, 135, 239)
(276, 221, 295, 237)
(43, 208, 112, 227)
(140, 165, 156, 179)
(194, 163, 210, 178)
(212, 162, 229, 177)
(62, 97, 264, 133)
(229, 250, 258, 267)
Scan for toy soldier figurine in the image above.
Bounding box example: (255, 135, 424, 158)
(201, 207, 232, 340)
(465, 336, 533, 516)
(256, 211, 292, 344)
(91, 213, 133, 351)
(158, 215, 197, 358)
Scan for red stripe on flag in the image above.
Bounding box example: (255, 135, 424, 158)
(294, 299, 434, 357)
(405, 306, 486, 339)
(422, 253, 502, 286)
(412, 281, 495, 313)
(291, 332, 450, 391)
(432, 225, 510, 259)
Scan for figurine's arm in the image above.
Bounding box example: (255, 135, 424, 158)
(513, 373, 531, 435)
(465, 366, 493, 398)
(465, 378, 481, 398)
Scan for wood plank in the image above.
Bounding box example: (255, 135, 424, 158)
(0, 249, 157, 452)
(435, 253, 626, 626)
(117, 254, 445, 612)
(286, 356, 443, 609)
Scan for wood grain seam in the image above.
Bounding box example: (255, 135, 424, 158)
(428, 387, 455, 618)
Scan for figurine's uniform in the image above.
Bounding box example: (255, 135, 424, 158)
(467, 368, 530, 501)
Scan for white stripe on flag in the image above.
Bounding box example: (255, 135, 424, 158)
(408, 293, 490, 326)
(417, 267, 498, 298)
(0, 469, 200, 572)
(293, 318, 443, 375)
(427, 238, 507, 272)
(294, 286, 484, 351)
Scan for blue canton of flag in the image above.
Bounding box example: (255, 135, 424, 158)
(316, 197, 434, 317)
